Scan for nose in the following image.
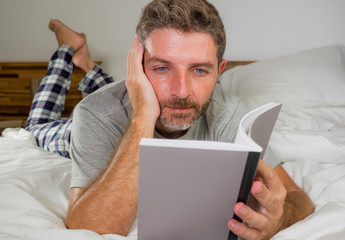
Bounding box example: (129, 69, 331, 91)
(172, 71, 191, 99)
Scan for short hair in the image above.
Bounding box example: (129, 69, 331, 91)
(136, 0, 226, 64)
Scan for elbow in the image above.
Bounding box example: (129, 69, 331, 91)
(65, 212, 83, 231)
(286, 190, 315, 222)
(65, 212, 129, 236)
(297, 189, 315, 218)
(304, 195, 315, 217)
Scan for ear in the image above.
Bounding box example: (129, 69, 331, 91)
(218, 59, 227, 75)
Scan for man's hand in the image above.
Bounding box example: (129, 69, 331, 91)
(228, 160, 287, 240)
(66, 36, 162, 235)
(126, 35, 160, 125)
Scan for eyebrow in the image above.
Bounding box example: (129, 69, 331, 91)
(146, 57, 171, 65)
(146, 57, 216, 70)
(191, 62, 215, 69)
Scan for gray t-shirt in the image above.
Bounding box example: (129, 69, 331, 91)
(70, 80, 279, 188)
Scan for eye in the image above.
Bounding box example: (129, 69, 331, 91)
(195, 68, 205, 73)
(154, 67, 168, 72)
(193, 68, 208, 75)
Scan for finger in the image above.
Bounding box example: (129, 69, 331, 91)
(251, 180, 282, 215)
(126, 35, 144, 88)
(127, 35, 141, 66)
(233, 202, 270, 232)
(132, 36, 144, 65)
(256, 160, 286, 198)
(126, 37, 136, 83)
(135, 42, 144, 71)
(127, 35, 138, 63)
(228, 218, 261, 240)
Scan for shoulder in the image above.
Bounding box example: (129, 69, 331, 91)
(75, 80, 130, 116)
(73, 80, 131, 129)
(207, 83, 247, 119)
(71, 79, 131, 150)
(203, 84, 248, 142)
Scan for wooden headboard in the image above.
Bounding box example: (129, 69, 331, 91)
(0, 62, 104, 122)
(224, 61, 255, 72)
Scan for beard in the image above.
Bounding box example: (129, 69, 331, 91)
(158, 96, 211, 132)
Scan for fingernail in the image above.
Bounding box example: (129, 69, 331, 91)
(252, 181, 262, 194)
(257, 184, 262, 193)
(230, 221, 238, 230)
(239, 206, 246, 215)
(235, 203, 246, 216)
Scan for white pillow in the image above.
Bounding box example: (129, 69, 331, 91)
(219, 45, 345, 131)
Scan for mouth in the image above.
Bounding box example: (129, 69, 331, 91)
(165, 106, 193, 113)
(159, 97, 199, 118)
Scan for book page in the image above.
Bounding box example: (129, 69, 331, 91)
(235, 102, 282, 157)
(249, 103, 282, 158)
(140, 138, 253, 152)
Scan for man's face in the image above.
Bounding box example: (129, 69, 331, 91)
(143, 28, 226, 137)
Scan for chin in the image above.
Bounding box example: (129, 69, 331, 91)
(159, 115, 198, 132)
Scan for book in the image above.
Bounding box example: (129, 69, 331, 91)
(137, 102, 282, 240)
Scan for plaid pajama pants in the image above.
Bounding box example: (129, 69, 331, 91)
(26, 45, 114, 158)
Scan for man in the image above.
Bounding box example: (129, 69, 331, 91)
(28, 1, 314, 239)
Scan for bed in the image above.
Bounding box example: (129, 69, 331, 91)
(1, 44, 345, 240)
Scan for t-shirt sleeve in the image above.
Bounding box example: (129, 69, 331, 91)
(69, 81, 130, 188)
(213, 97, 248, 143)
(69, 105, 119, 188)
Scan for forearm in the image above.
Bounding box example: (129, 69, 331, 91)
(278, 190, 315, 231)
(66, 117, 154, 235)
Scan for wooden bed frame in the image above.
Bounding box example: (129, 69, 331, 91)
(0, 60, 254, 133)
(224, 61, 255, 71)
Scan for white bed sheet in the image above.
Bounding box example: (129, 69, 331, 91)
(1, 127, 345, 240)
(0, 129, 137, 240)
(270, 129, 345, 240)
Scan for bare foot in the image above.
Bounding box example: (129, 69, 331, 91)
(49, 19, 85, 51)
(73, 41, 95, 73)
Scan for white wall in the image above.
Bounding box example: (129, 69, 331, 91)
(214, 0, 345, 60)
(0, 0, 344, 62)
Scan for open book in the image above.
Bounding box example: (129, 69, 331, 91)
(138, 102, 282, 240)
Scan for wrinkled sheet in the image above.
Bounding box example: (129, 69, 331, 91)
(1, 127, 345, 240)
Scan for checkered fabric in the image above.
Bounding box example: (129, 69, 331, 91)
(26, 45, 114, 158)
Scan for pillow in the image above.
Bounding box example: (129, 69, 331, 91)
(219, 45, 345, 131)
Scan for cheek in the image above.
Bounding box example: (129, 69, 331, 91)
(145, 72, 171, 100)
(192, 79, 217, 100)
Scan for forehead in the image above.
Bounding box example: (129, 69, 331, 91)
(144, 28, 218, 64)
